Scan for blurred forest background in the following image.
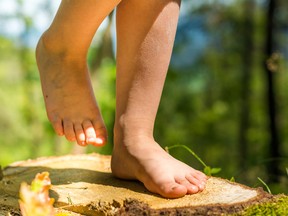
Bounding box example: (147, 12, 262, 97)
(0, 0, 287, 194)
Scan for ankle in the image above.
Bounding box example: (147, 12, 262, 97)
(114, 114, 154, 140)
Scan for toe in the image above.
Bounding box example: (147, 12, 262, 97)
(158, 182, 187, 198)
(143, 176, 187, 198)
(186, 173, 205, 192)
(92, 120, 107, 146)
(83, 120, 97, 145)
(193, 170, 208, 187)
(177, 177, 199, 194)
(195, 170, 207, 181)
(74, 123, 87, 146)
(49, 114, 64, 136)
(63, 120, 76, 142)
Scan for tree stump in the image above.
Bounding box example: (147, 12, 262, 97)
(0, 153, 286, 215)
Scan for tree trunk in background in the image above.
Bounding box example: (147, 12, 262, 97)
(265, 0, 281, 181)
(238, 0, 255, 171)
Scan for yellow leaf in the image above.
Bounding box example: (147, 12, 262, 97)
(19, 172, 55, 216)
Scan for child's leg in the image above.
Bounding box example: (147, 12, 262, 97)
(36, 0, 120, 146)
(112, 0, 207, 198)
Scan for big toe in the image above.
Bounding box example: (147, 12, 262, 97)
(83, 120, 98, 145)
(156, 182, 187, 199)
(92, 121, 108, 146)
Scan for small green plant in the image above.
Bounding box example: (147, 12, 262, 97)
(165, 144, 221, 176)
(257, 177, 272, 194)
(67, 194, 73, 205)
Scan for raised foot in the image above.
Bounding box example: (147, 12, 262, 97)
(36, 35, 107, 146)
(111, 136, 207, 198)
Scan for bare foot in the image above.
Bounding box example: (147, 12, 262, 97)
(36, 33, 107, 146)
(111, 130, 207, 198)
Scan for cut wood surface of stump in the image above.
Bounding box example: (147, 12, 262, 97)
(0, 153, 286, 215)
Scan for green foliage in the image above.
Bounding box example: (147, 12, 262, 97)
(0, 36, 72, 166)
(257, 177, 272, 194)
(204, 167, 222, 176)
(166, 145, 221, 176)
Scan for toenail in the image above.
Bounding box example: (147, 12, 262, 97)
(87, 137, 96, 142)
(191, 185, 198, 191)
(200, 183, 205, 190)
(80, 141, 86, 146)
(95, 138, 104, 144)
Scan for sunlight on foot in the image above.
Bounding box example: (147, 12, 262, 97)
(36, 35, 107, 146)
(111, 136, 207, 198)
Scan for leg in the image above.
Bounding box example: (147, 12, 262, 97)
(36, 0, 120, 146)
(112, 0, 207, 198)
